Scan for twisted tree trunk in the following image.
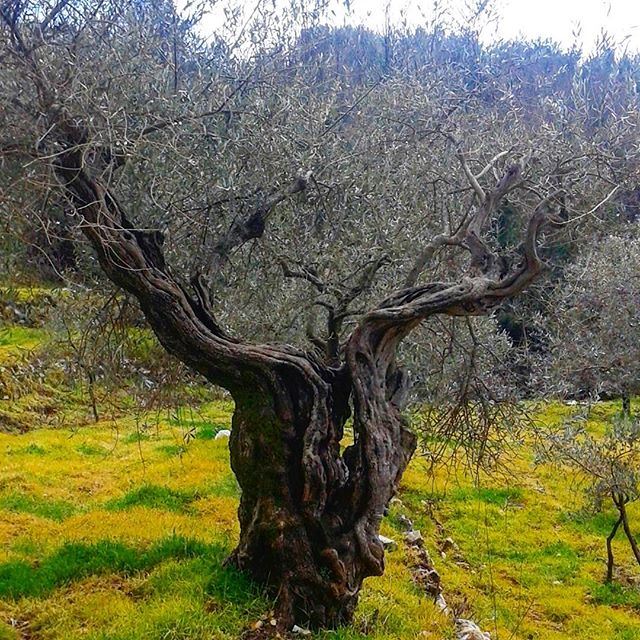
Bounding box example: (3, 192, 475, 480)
(226, 325, 417, 627)
(17, 88, 554, 627)
(49, 146, 418, 628)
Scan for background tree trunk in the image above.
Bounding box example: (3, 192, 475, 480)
(619, 499, 640, 566)
(622, 394, 631, 417)
(606, 513, 623, 582)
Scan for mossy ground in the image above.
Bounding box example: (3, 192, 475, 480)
(1, 308, 639, 639)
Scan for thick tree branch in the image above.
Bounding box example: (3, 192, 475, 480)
(204, 172, 311, 279)
(406, 152, 523, 287)
(339, 181, 560, 569)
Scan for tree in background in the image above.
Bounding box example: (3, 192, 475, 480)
(536, 236, 640, 582)
(539, 413, 640, 582)
(538, 237, 640, 415)
(1, 0, 638, 630)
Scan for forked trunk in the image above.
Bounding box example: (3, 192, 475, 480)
(606, 514, 623, 582)
(225, 337, 417, 629)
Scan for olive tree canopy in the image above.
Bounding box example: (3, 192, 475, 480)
(538, 237, 640, 413)
(2, 0, 638, 630)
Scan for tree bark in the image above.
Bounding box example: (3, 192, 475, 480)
(619, 499, 640, 567)
(48, 144, 422, 628)
(622, 394, 631, 417)
(225, 344, 416, 628)
(225, 379, 360, 628)
(606, 513, 623, 582)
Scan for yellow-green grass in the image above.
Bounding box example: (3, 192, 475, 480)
(0, 327, 48, 363)
(0, 321, 211, 434)
(394, 400, 640, 640)
(0, 402, 638, 639)
(0, 404, 450, 640)
(0, 284, 60, 305)
(0, 322, 639, 638)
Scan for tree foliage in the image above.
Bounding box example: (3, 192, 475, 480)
(2, 0, 640, 630)
(538, 237, 640, 410)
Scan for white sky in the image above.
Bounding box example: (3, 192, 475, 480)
(336, 0, 640, 53)
(188, 0, 640, 54)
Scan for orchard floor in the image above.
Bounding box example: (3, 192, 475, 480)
(0, 402, 640, 640)
(1, 329, 640, 639)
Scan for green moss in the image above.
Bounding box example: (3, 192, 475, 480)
(561, 509, 619, 536)
(450, 486, 524, 506)
(76, 442, 107, 456)
(591, 582, 640, 610)
(0, 536, 221, 599)
(196, 423, 230, 440)
(0, 621, 18, 640)
(157, 444, 188, 457)
(0, 326, 47, 350)
(614, 628, 640, 640)
(203, 561, 263, 605)
(21, 443, 47, 455)
(122, 431, 153, 444)
(208, 476, 239, 498)
(83, 591, 267, 640)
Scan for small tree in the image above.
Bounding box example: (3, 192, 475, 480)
(540, 237, 640, 415)
(540, 413, 640, 582)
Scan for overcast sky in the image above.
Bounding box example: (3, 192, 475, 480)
(336, 0, 640, 53)
(188, 0, 640, 54)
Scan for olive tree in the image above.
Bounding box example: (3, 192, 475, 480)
(539, 236, 640, 414)
(1, 0, 635, 630)
(539, 413, 640, 582)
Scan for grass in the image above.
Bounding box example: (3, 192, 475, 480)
(77, 442, 108, 456)
(0, 326, 46, 350)
(0, 396, 449, 640)
(591, 582, 640, 609)
(449, 486, 525, 506)
(0, 325, 49, 371)
(0, 536, 224, 599)
(195, 422, 231, 440)
(0, 327, 639, 639)
(0, 402, 638, 639)
(157, 443, 189, 457)
(106, 485, 202, 514)
(0, 492, 77, 522)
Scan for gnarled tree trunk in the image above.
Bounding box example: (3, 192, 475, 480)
(49, 141, 419, 628)
(225, 333, 417, 627)
(6, 69, 556, 624)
